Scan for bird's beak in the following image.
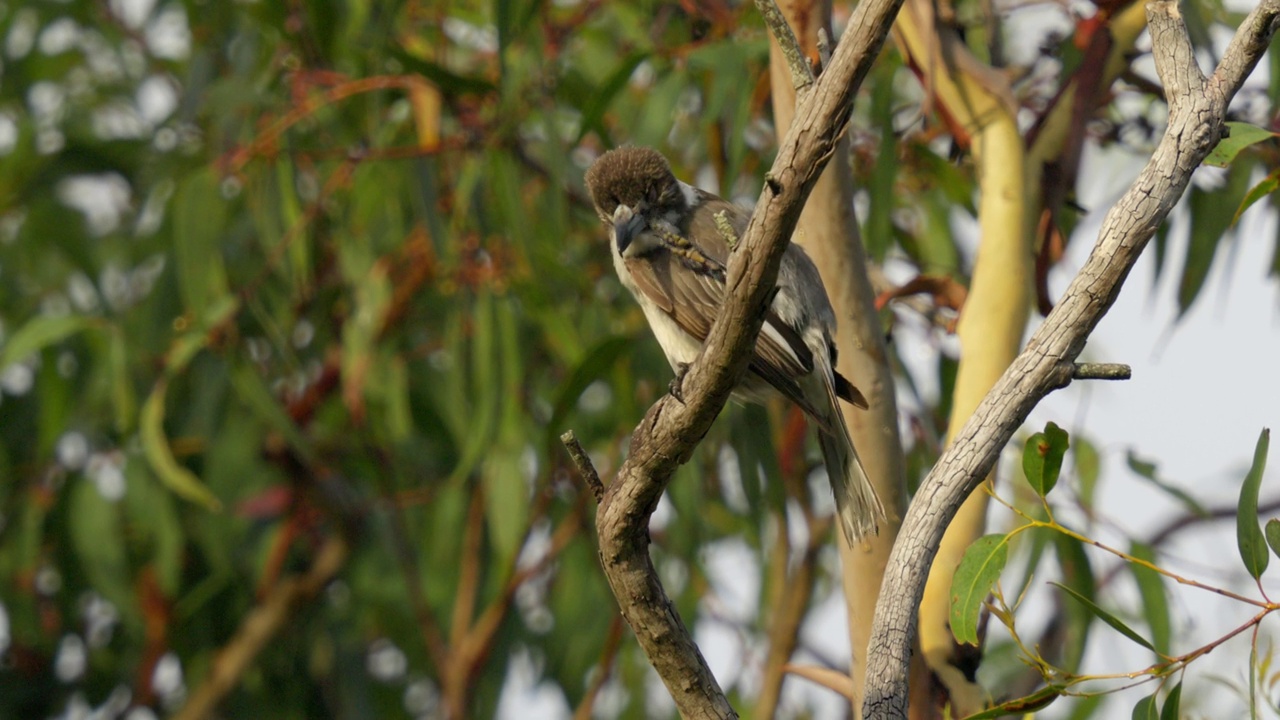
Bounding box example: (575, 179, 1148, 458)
(612, 204, 645, 255)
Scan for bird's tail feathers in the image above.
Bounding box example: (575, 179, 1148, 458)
(812, 370, 884, 545)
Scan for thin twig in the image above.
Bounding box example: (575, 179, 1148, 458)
(1096, 496, 1280, 590)
(1053, 519, 1268, 609)
(450, 487, 487, 647)
(561, 430, 604, 502)
(174, 537, 348, 720)
(372, 463, 451, 677)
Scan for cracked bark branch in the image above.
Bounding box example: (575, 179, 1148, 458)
(589, 0, 909, 716)
(862, 2, 1280, 718)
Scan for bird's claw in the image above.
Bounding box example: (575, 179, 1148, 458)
(669, 362, 690, 403)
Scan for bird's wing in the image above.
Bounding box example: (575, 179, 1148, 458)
(691, 195, 871, 413)
(623, 232, 828, 421)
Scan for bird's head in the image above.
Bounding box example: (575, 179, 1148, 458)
(584, 146, 685, 254)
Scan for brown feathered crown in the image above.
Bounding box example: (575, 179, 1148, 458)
(584, 147, 684, 221)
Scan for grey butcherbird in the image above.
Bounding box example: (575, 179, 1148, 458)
(584, 146, 884, 543)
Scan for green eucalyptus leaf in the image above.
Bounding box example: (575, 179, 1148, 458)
(1204, 122, 1277, 167)
(229, 364, 316, 463)
(1237, 428, 1272, 580)
(1023, 422, 1069, 498)
(1054, 534, 1095, 673)
(140, 378, 222, 511)
(69, 479, 135, 624)
(1131, 691, 1159, 720)
(173, 168, 230, 314)
(950, 533, 1009, 646)
(1130, 542, 1171, 656)
(1074, 436, 1102, 512)
(1180, 161, 1252, 316)
(0, 315, 96, 372)
(959, 685, 1063, 719)
(1160, 682, 1182, 720)
(1052, 581, 1155, 652)
(1232, 169, 1280, 226)
(1127, 451, 1208, 517)
(1266, 519, 1280, 559)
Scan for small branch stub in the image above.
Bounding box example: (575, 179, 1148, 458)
(1072, 363, 1131, 381)
(817, 28, 834, 71)
(561, 430, 605, 503)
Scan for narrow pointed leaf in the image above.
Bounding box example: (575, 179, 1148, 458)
(1180, 162, 1252, 315)
(1204, 122, 1277, 167)
(545, 335, 631, 444)
(1130, 542, 1171, 656)
(1160, 682, 1182, 720)
(1232, 170, 1280, 226)
(1074, 436, 1102, 512)
(1127, 451, 1208, 517)
(141, 378, 223, 511)
(1266, 519, 1280, 559)
(1054, 534, 1095, 673)
(1132, 691, 1159, 720)
(1251, 640, 1261, 719)
(69, 480, 133, 620)
(173, 168, 230, 314)
(0, 315, 95, 371)
(950, 534, 1009, 646)
(576, 52, 650, 144)
(1237, 428, 1272, 580)
(959, 685, 1062, 719)
(230, 365, 316, 463)
(108, 328, 137, 432)
(1051, 581, 1155, 652)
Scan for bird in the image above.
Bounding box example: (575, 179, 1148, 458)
(583, 146, 884, 543)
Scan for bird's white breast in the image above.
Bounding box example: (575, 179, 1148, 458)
(610, 234, 704, 371)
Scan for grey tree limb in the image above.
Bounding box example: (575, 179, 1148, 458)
(861, 2, 1280, 717)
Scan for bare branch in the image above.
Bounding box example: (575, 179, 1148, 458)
(755, 0, 815, 90)
(591, 0, 911, 715)
(861, 2, 1280, 717)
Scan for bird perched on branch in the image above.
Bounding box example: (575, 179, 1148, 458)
(584, 146, 883, 543)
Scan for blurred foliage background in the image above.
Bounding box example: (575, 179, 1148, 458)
(0, 0, 1277, 718)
